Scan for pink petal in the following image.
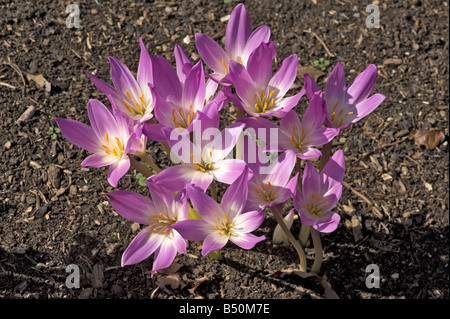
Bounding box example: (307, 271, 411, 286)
(107, 157, 131, 187)
(201, 232, 229, 256)
(230, 233, 265, 250)
(346, 64, 378, 105)
(121, 228, 164, 266)
(152, 236, 179, 273)
(105, 190, 154, 224)
(195, 33, 229, 75)
(313, 212, 340, 233)
(268, 54, 298, 97)
(54, 117, 100, 153)
(242, 25, 271, 63)
(225, 3, 251, 59)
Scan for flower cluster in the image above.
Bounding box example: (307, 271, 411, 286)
(56, 4, 384, 275)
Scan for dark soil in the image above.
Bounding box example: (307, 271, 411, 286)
(0, 0, 448, 300)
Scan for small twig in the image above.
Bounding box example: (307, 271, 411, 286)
(305, 30, 335, 57)
(342, 181, 376, 207)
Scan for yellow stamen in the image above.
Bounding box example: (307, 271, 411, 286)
(268, 90, 275, 98)
(126, 91, 132, 99)
(345, 111, 354, 117)
(112, 149, 118, 156)
(224, 214, 229, 223)
(136, 102, 142, 114)
(115, 137, 123, 151)
(260, 183, 266, 191)
(290, 135, 295, 145)
(125, 102, 133, 114)
(105, 133, 110, 143)
(239, 58, 243, 65)
(268, 181, 272, 189)
(255, 188, 260, 194)
(312, 193, 315, 199)
(222, 59, 228, 69)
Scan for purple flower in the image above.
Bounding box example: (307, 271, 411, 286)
(293, 150, 346, 233)
(148, 117, 248, 192)
(302, 62, 385, 131)
(244, 145, 298, 211)
(229, 43, 303, 117)
(85, 38, 156, 124)
(55, 99, 143, 187)
(195, 3, 271, 85)
(170, 167, 265, 256)
(105, 181, 188, 275)
(143, 55, 227, 142)
(239, 93, 338, 159)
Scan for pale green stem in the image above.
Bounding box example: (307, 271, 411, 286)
(271, 205, 307, 272)
(298, 225, 311, 247)
(129, 156, 153, 178)
(309, 139, 334, 274)
(310, 228, 323, 273)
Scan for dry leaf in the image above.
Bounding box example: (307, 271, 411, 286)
(187, 276, 207, 294)
(157, 273, 186, 290)
(156, 262, 186, 290)
(298, 66, 326, 82)
(26, 73, 51, 92)
(413, 128, 445, 150)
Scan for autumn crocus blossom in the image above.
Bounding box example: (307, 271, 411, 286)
(55, 99, 143, 187)
(105, 181, 188, 275)
(195, 3, 271, 85)
(149, 115, 248, 192)
(170, 167, 265, 256)
(293, 150, 346, 233)
(229, 43, 303, 118)
(244, 147, 299, 212)
(143, 56, 226, 142)
(85, 38, 156, 124)
(239, 93, 338, 159)
(302, 62, 385, 132)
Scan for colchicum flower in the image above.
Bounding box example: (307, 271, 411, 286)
(149, 115, 248, 192)
(302, 61, 385, 132)
(170, 167, 265, 256)
(293, 150, 346, 233)
(143, 56, 226, 142)
(55, 99, 143, 187)
(244, 145, 298, 211)
(105, 180, 188, 275)
(85, 38, 156, 124)
(239, 93, 338, 159)
(229, 42, 303, 117)
(195, 3, 271, 85)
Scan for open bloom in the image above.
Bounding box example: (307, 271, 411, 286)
(293, 150, 346, 233)
(195, 3, 271, 85)
(244, 144, 298, 211)
(85, 38, 156, 124)
(239, 93, 338, 159)
(143, 55, 227, 142)
(170, 167, 265, 256)
(55, 99, 143, 187)
(229, 43, 303, 117)
(149, 114, 248, 192)
(105, 181, 188, 275)
(301, 62, 385, 132)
